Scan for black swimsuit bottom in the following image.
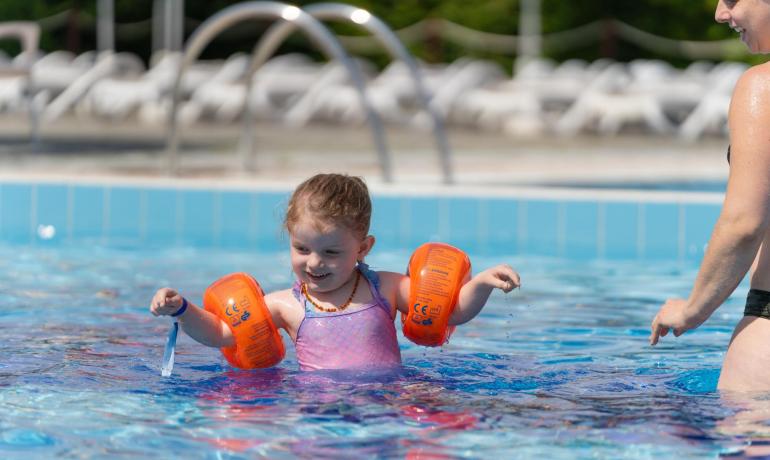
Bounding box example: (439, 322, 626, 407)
(745, 289, 770, 318)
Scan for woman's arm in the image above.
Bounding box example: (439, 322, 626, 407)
(650, 65, 770, 344)
(450, 264, 520, 325)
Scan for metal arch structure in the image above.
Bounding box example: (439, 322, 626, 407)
(243, 3, 454, 184)
(165, 1, 392, 181)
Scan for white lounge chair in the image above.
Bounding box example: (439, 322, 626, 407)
(554, 62, 673, 136)
(188, 53, 315, 123)
(678, 62, 747, 141)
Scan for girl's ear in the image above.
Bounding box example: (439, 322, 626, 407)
(358, 235, 375, 262)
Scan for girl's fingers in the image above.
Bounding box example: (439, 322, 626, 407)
(150, 288, 182, 317)
(496, 269, 520, 290)
(496, 277, 519, 292)
(500, 266, 521, 287)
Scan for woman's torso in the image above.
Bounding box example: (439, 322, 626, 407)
(750, 228, 770, 290)
(720, 61, 770, 389)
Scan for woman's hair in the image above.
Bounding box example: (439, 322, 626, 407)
(285, 173, 371, 239)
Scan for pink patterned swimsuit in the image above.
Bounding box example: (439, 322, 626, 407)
(293, 263, 402, 371)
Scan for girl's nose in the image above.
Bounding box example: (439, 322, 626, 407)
(307, 252, 324, 268)
(714, 1, 730, 24)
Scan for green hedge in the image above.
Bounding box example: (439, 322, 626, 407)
(0, 0, 761, 69)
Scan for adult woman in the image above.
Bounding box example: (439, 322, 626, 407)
(649, 0, 770, 391)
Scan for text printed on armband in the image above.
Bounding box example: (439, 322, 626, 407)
(243, 320, 279, 365)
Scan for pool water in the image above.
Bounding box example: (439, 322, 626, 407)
(1, 244, 761, 459)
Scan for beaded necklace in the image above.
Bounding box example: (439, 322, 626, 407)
(301, 270, 361, 312)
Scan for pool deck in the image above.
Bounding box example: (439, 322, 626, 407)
(0, 114, 729, 195)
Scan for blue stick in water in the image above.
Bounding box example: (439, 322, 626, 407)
(161, 321, 179, 377)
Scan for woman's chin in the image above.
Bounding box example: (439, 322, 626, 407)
(745, 37, 770, 54)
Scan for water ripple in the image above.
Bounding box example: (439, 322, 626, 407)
(0, 246, 761, 459)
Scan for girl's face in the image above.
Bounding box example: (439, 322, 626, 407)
(715, 0, 770, 53)
(289, 215, 374, 293)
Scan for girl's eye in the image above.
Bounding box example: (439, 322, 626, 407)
(294, 246, 309, 254)
(325, 250, 340, 256)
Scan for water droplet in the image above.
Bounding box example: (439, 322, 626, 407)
(37, 224, 56, 240)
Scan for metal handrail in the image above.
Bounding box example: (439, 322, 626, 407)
(165, 1, 392, 181)
(243, 3, 453, 184)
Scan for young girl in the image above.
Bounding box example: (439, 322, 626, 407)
(150, 173, 520, 371)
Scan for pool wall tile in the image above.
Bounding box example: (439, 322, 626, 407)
(1, 184, 33, 243)
(219, 191, 256, 248)
(255, 192, 288, 250)
(371, 196, 401, 251)
(446, 197, 480, 250)
(106, 187, 142, 244)
(181, 190, 215, 246)
(408, 197, 440, 251)
(565, 202, 599, 259)
(0, 181, 727, 262)
(145, 189, 178, 244)
(525, 200, 560, 257)
(35, 184, 69, 243)
(486, 199, 518, 255)
(643, 203, 680, 259)
(604, 203, 639, 259)
(72, 186, 105, 240)
(683, 204, 720, 260)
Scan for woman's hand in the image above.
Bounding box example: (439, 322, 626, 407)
(476, 264, 521, 293)
(150, 288, 185, 316)
(649, 298, 706, 345)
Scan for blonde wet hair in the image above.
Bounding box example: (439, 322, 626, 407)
(285, 173, 372, 239)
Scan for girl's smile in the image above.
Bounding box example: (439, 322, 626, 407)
(289, 215, 374, 296)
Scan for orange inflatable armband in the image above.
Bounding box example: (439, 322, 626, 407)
(402, 243, 471, 347)
(203, 272, 285, 369)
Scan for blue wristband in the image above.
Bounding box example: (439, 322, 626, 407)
(171, 297, 188, 317)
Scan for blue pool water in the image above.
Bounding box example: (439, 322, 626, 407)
(1, 181, 763, 459)
(1, 243, 762, 459)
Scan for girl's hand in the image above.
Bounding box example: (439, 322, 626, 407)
(150, 288, 185, 316)
(478, 264, 521, 293)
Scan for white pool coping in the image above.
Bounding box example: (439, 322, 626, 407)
(0, 171, 725, 204)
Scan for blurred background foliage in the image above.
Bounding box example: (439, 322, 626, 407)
(0, 0, 761, 71)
